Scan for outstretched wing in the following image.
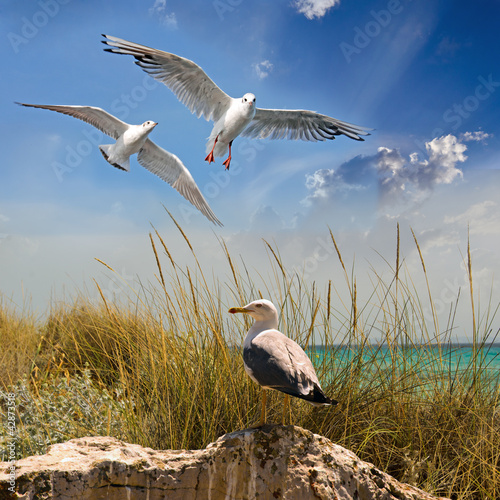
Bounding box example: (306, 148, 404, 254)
(242, 108, 371, 142)
(17, 103, 129, 139)
(102, 35, 232, 123)
(138, 140, 222, 226)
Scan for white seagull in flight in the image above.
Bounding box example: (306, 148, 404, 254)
(102, 35, 371, 171)
(18, 103, 222, 226)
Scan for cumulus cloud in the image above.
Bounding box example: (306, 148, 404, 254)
(303, 169, 342, 205)
(303, 133, 483, 210)
(461, 131, 491, 143)
(149, 0, 178, 28)
(293, 0, 341, 20)
(302, 155, 371, 207)
(253, 60, 274, 80)
(377, 134, 468, 201)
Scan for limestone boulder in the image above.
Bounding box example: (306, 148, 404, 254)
(0, 425, 449, 499)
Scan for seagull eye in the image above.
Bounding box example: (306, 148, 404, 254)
(255, 303, 262, 308)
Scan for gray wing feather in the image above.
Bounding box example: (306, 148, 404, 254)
(244, 330, 320, 396)
(242, 108, 371, 142)
(102, 35, 232, 123)
(138, 140, 222, 226)
(16, 103, 129, 139)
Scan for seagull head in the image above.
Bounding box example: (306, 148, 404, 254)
(242, 93, 256, 109)
(142, 120, 158, 132)
(229, 299, 278, 323)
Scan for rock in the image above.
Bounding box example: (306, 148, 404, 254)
(0, 425, 449, 499)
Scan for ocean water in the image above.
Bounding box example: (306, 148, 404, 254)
(309, 343, 500, 389)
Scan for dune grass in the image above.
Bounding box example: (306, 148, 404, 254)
(1, 219, 499, 499)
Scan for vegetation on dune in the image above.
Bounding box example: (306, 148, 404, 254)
(1, 218, 499, 500)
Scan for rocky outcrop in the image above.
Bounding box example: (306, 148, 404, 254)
(0, 425, 449, 499)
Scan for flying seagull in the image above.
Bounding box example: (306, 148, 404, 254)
(102, 35, 371, 170)
(229, 299, 337, 427)
(17, 103, 222, 226)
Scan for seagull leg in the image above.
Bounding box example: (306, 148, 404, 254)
(259, 389, 267, 427)
(205, 135, 219, 164)
(249, 389, 267, 428)
(222, 140, 233, 170)
(281, 394, 290, 425)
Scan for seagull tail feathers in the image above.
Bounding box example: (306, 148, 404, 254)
(279, 384, 338, 407)
(99, 145, 130, 172)
(305, 385, 339, 407)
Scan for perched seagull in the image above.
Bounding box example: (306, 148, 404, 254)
(102, 35, 371, 170)
(17, 103, 222, 226)
(229, 299, 337, 427)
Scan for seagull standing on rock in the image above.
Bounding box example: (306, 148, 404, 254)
(102, 35, 371, 170)
(229, 299, 338, 427)
(17, 103, 222, 226)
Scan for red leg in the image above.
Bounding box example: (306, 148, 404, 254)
(222, 141, 233, 170)
(205, 135, 219, 164)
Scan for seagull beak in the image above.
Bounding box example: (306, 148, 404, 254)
(153, 122, 158, 127)
(228, 306, 251, 315)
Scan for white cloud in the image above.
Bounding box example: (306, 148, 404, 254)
(293, 0, 341, 19)
(444, 201, 500, 235)
(149, 0, 178, 28)
(414, 134, 465, 187)
(302, 133, 478, 212)
(376, 134, 467, 202)
(253, 60, 274, 80)
(461, 131, 491, 143)
(302, 167, 365, 207)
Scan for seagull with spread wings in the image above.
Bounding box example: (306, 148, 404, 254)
(17, 103, 222, 226)
(102, 35, 371, 170)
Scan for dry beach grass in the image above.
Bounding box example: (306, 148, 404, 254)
(1, 219, 499, 499)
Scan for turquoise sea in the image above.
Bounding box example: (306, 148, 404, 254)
(309, 343, 500, 390)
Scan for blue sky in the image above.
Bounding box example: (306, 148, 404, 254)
(1, 0, 499, 339)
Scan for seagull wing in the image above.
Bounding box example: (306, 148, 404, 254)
(242, 108, 371, 142)
(102, 35, 232, 123)
(16, 103, 129, 139)
(245, 330, 328, 402)
(138, 140, 222, 226)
